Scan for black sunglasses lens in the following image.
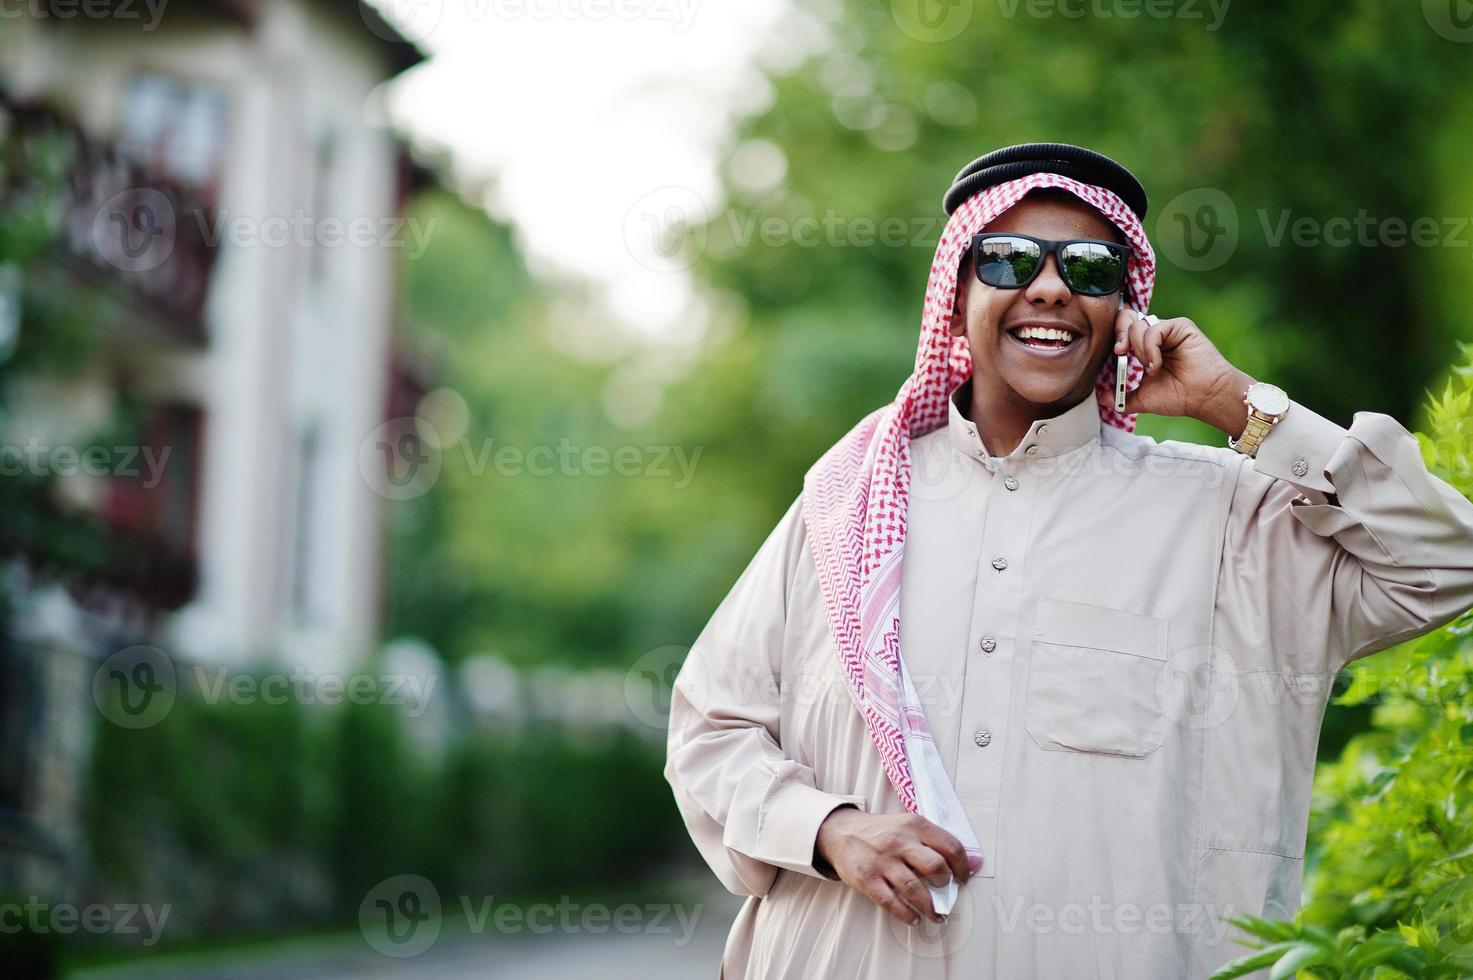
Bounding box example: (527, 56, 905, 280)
(975, 236, 1041, 287)
(1061, 242, 1127, 295)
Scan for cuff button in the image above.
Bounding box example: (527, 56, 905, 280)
(1291, 457, 1309, 477)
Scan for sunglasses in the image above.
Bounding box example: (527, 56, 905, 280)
(970, 233, 1132, 297)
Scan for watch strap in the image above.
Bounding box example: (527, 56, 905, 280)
(1229, 414, 1277, 457)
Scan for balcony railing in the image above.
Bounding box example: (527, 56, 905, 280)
(2, 92, 219, 345)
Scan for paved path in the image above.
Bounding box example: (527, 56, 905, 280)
(71, 882, 743, 980)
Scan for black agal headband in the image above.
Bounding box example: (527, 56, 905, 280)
(942, 142, 1149, 222)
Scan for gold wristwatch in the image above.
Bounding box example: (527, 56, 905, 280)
(1228, 381, 1290, 458)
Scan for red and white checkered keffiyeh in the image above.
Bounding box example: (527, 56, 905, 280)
(800, 173, 1157, 908)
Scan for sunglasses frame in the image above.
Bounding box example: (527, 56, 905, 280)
(969, 232, 1133, 297)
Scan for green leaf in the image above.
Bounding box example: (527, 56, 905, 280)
(1300, 923, 1338, 948)
(1346, 935, 1413, 973)
(1434, 842, 1473, 864)
(1268, 941, 1331, 979)
(1366, 768, 1398, 799)
(1209, 942, 1302, 980)
(1226, 915, 1302, 943)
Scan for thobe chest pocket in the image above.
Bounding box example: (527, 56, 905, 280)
(1024, 597, 1169, 759)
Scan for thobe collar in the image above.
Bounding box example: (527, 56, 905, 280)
(945, 376, 1102, 470)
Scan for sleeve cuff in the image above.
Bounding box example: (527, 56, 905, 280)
(1251, 398, 1351, 497)
(752, 782, 869, 881)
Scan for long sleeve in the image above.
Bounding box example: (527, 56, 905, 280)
(663, 493, 869, 897)
(1217, 398, 1473, 674)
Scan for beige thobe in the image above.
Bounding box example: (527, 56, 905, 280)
(664, 377, 1473, 979)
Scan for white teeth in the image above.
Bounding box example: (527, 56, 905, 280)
(1012, 326, 1076, 343)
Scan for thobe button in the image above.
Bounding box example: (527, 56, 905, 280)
(1003, 476, 1018, 491)
(979, 634, 996, 653)
(1291, 457, 1309, 477)
(1024, 444, 1039, 456)
(991, 556, 1008, 571)
(974, 729, 992, 748)
(1038, 424, 1049, 435)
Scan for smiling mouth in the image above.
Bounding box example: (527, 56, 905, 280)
(1006, 328, 1082, 352)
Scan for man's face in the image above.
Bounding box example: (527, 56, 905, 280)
(950, 192, 1126, 408)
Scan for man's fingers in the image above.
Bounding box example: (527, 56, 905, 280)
(861, 874, 921, 925)
(899, 844, 954, 891)
(1127, 312, 1149, 366)
(887, 861, 941, 923)
(1112, 306, 1136, 354)
(914, 821, 972, 883)
(834, 814, 976, 925)
(1140, 316, 1163, 373)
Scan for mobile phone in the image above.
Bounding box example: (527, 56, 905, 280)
(1114, 354, 1128, 412)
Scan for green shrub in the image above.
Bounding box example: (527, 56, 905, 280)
(1213, 351, 1473, 978)
(82, 673, 680, 951)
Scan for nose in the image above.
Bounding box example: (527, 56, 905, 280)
(1023, 252, 1072, 307)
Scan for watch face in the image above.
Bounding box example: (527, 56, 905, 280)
(1246, 382, 1289, 416)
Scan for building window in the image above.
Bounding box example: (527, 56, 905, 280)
(289, 421, 323, 625)
(117, 72, 229, 193)
(309, 128, 337, 285)
(101, 404, 200, 551)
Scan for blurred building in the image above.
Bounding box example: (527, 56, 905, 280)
(0, 0, 427, 899)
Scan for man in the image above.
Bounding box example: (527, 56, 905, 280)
(663, 143, 1473, 978)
